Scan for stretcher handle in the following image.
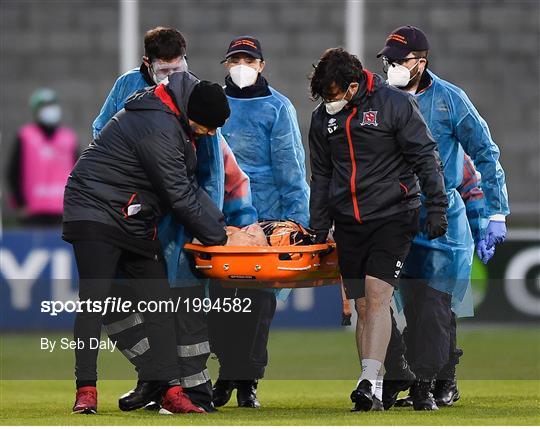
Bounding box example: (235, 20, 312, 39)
(195, 265, 213, 270)
(184, 243, 331, 254)
(277, 265, 312, 271)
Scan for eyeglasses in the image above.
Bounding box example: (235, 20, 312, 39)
(225, 56, 260, 65)
(382, 56, 425, 73)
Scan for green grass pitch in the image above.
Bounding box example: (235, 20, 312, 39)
(1, 327, 539, 425)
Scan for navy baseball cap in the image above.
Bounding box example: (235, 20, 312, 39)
(222, 36, 263, 62)
(377, 26, 429, 60)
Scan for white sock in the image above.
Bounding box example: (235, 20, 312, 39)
(374, 372, 384, 401)
(358, 358, 382, 394)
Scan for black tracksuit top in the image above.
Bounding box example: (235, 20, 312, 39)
(63, 72, 227, 247)
(309, 70, 448, 232)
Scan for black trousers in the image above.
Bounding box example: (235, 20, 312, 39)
(72, 240, 179, 387)
(207, 284, 277, 380)
(383, 307, 408, 378)
(385, 279, 462, 380)
(102, 285, 213, 409)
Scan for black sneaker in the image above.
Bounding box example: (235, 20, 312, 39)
(412, 380, 438, 411)
(212, 379, 235, 407)
(236, 380, 260, 408)
(118, 380, 163, 412)
(433, 379, 460, 407)
(350, 379, 373, 412)
(382, 358, 416, 410)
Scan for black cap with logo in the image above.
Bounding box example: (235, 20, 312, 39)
(377, 26, 429, 60)
(222, 36, 263, 62)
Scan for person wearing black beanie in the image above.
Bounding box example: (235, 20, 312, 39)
(63, 70, 232, 415)
(187, 81, 231, 132)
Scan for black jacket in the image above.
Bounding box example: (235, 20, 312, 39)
(63, 72, 228, 246)
(309, 70, 447, 232)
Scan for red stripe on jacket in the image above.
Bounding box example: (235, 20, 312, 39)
(345, 106, 361, 223)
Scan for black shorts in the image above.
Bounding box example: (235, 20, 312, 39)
(334, 209, 420, 299)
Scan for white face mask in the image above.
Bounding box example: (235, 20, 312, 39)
(229, 64, 258, 89)
(325, 84, 352, 115)
(387, 60, 420, 88)
(37, 104, 62, 126)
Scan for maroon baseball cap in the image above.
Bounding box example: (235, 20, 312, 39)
(377, 26, 429, 60)
(222, 36, 263, 62)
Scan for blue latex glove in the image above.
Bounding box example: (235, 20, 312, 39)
(485, 220, 507, 249)
(476, 239, 495, 264)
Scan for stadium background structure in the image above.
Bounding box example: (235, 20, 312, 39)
(1, 0, 539, 228)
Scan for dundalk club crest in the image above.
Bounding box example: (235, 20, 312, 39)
(361, 110, 378, 126)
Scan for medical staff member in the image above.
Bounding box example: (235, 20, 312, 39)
(91, 26, 258, 412)
(7, 89, 78, 226)
(309, 47, 448, 412)
(64, 73, 231, 415)
(377, 26, 509, 411)
(209, 36, 310, 409)
(92, 26, 187, 138)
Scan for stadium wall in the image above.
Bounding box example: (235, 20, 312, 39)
(0, 0, 539, 227)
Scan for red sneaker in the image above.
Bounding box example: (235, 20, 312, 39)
(72, 386, 97, 414)
(160, 386, 205, 414)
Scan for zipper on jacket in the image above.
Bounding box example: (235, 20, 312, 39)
(345, 106, 362, 223)
(399, 182, 409, 195)
(121, 192, 138, 218)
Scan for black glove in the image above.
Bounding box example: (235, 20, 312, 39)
(313, 229, 329, 244)
(341, 313, 352, 326)
(423, 209, 448, 240)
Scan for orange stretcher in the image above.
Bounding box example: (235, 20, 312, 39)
(183, 242, 340, 287)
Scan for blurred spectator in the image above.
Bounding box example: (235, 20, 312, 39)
(7, 88, 79, 226)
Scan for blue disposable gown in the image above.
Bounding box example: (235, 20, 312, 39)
(401, 70, 510, 316)
(92, 68, 150, 138)
(221, 87, 310, 227)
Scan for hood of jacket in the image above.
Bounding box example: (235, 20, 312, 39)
(124, 71, 200, 116)
(348, 69, 385, 106)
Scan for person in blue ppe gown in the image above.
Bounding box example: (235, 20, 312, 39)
(92, 26, 188, 138)
(90, 27, 259, 412)
(377, 26, 510, 411)
(208, 36, 310, 409)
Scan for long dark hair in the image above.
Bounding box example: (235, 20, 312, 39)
(309, 47, 363, 101)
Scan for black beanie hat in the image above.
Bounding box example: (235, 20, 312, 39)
(187, 81, 230, 129)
